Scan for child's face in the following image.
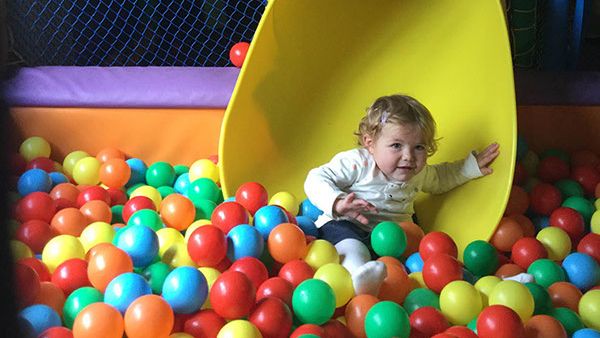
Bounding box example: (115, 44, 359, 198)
(364, 122, 428, 182)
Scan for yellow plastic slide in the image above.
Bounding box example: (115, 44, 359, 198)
(220, 0, 516, 255)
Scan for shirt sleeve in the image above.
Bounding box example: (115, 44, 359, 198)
(304, 150, 363, 218)
(421, 151, 483, 194)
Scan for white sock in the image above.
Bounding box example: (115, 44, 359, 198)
(502, 272, 535, 284)
(335, 239, 387, 296)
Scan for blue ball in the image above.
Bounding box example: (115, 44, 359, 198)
(49, 171, 69, 186)
(126, 158, 148, 187)
(104, 272, 152, 314)
(573, 328, 600, 338)
(296, 216, 319, 237)
(405, 252, 424, 273)
(162, 266, 208, 314)
(227, 224, 264, 261)
(532, 215, 550, 232)
(115, 225, 159, 268)
(300, 198, 323, 221)
(224, 196, 236, 202)
(253, 205, 289, 239)
(174, 172, 191, 195)
(17, 168, 52, 195)
(18, 304, 61, 337)
(562, 252, 600, 291)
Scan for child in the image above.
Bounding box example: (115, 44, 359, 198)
(304, 94, 500, 295)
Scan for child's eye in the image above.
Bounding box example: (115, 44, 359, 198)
(415, 145, 426, 151)
(391, 143, 402, 149)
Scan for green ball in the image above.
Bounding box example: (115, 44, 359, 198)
(194, 199, 217, 220)
(371, 221, 407, 258)
(126, 182, 145, 197)
(174, 164, 189, 176)
(111, 204, 124, 224)
(550, 307, 585, 336)
(527, 258, 566, 288)
(127, 209, 164, 231)
(562, 196, 595, 225)
(292, 279, 336, 325)
(402, 288, 440, 315)
(157, 185, 175, 198)
(463, 240, 498, 277)
(365, 301, 410, 338)
(145, 161, 176, 188)
(63, 286, 103, 328)
(540, 148, 570, 163)
(525, 282, 553, 315)
(467, 317, 478, 332)
(554, 179, 584, 199)
(188, 177, 221, 204)
(142, 261, 172, 294)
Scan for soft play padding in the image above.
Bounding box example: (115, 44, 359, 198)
(220, 0, 516, 255)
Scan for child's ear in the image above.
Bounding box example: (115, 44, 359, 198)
(363, 134, 375, 152)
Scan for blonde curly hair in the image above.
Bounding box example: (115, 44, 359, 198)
(355, 94, 439, 156)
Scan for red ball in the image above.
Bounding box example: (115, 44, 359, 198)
(511, 237, 548, 269)
(183, 309, 226, 338)
(51, 258, 91, 296)
(570, 164, 600, 196)
(121, 195, 156, 223)
(504, 185, 530, 216)
(18, 257, 51, 282)
(38, 326, 74, 338)
(549, 207, 585, 244)
(229, 256, 269, 291)
(322, 319, 352, 338)
(529, 183, 562, 215)
(13, 262, 41, 308)
(444, 325, 479, 338)
(256, 276, 295, 308)
(571, 149, 600, 167)
(26, 157, 56, 173)
(277, 259, 314, 288)
(10, 152, 27, 175)
(229, 42, 250, 68)
(211, 201, 250, 234)
(577, 233, 600, 264)
(209, 270, 256, 319)
(290, 324, 325, 338)
(187, 225, 228, 267)
(422, 254, 463, 293)
(513, 162, 528, 186)
(419, 231, 458, 261)
(14, 219, 57, 254)
(537, 156, 570, 183)
(476, 305, 524, 338)
(249, 297, 293, 338)
(410, 306, 450, 338)
(76, 185, 111, 207)
(235, 181, 268, 216)
(106, 188, 127, 206)
(15, 191, 56, 223)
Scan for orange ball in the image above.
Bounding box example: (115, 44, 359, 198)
(377, 256, 403, 268)
(524, 314, 567, 338)
(50, 207, 88, 236)
(73, 302, 124, 338)
(512, 214, 536, 238)
(377, 257, 412, 304)
(495, 263, 525, 279)
(87, 243, 133, 292)
(505, 185, 530, 216)
(268, 223, 308, 264)
(159, 193, 196, 231)
(398, 221, 425, 258)
(96, 146, 126, 163)
(80, 200, 112, 224)
(124, 294, 174, 338)
(50, 182, 80, 205)
(99, 158, 131, 188)
(548, 281, 583, 312)
(344, 294, 379, 338)
(490, 217, 524, 252)
(34, 281, 66, 316)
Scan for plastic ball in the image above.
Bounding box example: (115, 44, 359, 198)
(550, 207, 585, 244)
(525, 314, 567, 338)
(530, 183, 562, 216)
(269, 191, 299, 216)
(548, 281, 583, 312)
(95, 146, 125, 163)
(51, 258, 90, 296)
(267, 222, 307, 264)
(370, 221, 407, 258)
(229, 256, 269, 291)
(183, 309, 226, 338)
(490, 216, 524, 252)
(476, 305, 524, 338)
(253, 205, 289, 239)
(536, 226, 572, 261)
(130, 185, 162, 209)
(528, 258, 567, 288)
(422, 253, 463, 293)
(124, 294, 174, 338)
(15, 219, 56, 254)
(18, 168, 52, 195)
(537, 156, 570, 183)
(550, 307, 585, 336)
(299, 198, 323, 221)
(256, 276, 295, 308)
(555, 178, 585, 199)
(19, 136, 51, 162)
(579, 290, 600, 331)
(211, 201, 250, 234)
(62, 286, 103, 328)
(405, 252, 424, 273)
(42, 234, 85, 273)
(79, 221, 115, 252)
(249, 297, 293, 338)
(76, 185, 111, 207)
(50, 207, 87, 236)
(419, 231, 458, 260)
(410, 306, 450, 338)
(189, 158, 220, 183)
(235, 181, 268, 216)
(403, 287, 440, 315)
(511, 237, 548, 269)
(49, 171, 69, 186)
(19, 304, 62, 337)
(217, 319, 262, 338)
(562, 196, 595, 225)
(99, 158, 131, 188)
(489, 280, 534, 321)
(174, 172, 191, 195)
(187, 225, 227, 267)
(525, 282, 553, 315)
(304, 239, 339, 270)
(440, 280, 483, 325)
(19, 257, 51, 282)
(210, 270, 256, 319)
(377, 258, 412, 304)
(397, 221, 425, 258)
(229, 42, 250, 68)
(104, 272, 152, 314)
(444, 325, 479, 338)
(127, 208, 163, 231)
(38, 326, 74, 338)
(161, 241, 196, 268)
(62, 150, 89, 177)
(125, 158, 148, 186)
(505, 185, 530, 216)
(571, 165, 600, 196)
(290, 324, 324, 338)
(14, 262, 41, 308)
(15, 191, 56, 223)
(87, 243, 133, 292)
(474, 275, 501, 307)
(562, 252, 600, 291)
(72, 156, 101, 185)
(162, 266, 208, 314)
(115, 224, 159, 268)
(227, 224, 264, 261)
(159, 193, 196, 231)
(364, 301, 410, 338)
(573, 328, 600, 338)
(578, 233, 600, 264)
(344, 294, 379, 338)
(11, 239, 33, 261)
(278, 259, 314, 288)
(144, 161, 175, 187)
(314, 263, 353, 308)
(292, 278, 336, 325)
(463, 239, 499, 276)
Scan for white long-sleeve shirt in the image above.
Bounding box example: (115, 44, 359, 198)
(304, 148, 483, 231)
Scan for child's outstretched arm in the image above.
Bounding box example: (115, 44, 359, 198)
(333, 192, 377, 225)
(475, 142, 500, 175)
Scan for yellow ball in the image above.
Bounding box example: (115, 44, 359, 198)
(79, 221, 115, 252)
(314, 263, 354, 307)
(408, 272, 427, 289)
(579, 289, 600, 331)
(63, 150, 90, 177)
(269, 191, 299, 216)
(304, 239, 339, 270)
(19, 136, 51, 162)
(42, 235, 85, 273)
(536, 226, 572, 261)
(170, 333, 194, 338)
(591, 210, 600, 234)
(440, 280, 483, 325)
(11, 240, 33, 260)
(189, 159, 220, 184)
(217, 320, 262, 338)
(199, 267, 221, 309)
(184, 219, 212, 243)
(474, 275, 501, 306)
(130, 185, 163, 209)
(156, 227, 185, 257)
(72, 156, 101, 185)
(488, 280, 534, 321)
(161, 241, 196, 268)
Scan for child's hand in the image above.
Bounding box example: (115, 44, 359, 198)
(476, 142, 500, 175)
(333, 192, 377, 225)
